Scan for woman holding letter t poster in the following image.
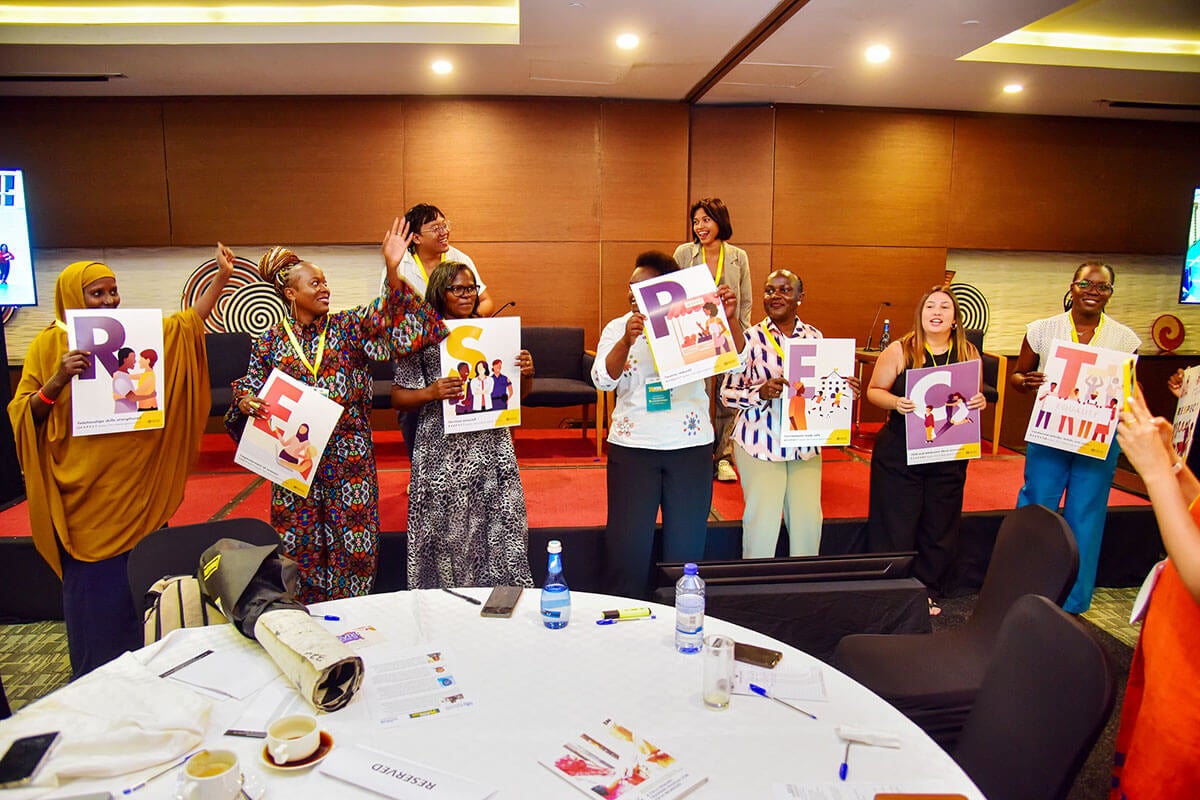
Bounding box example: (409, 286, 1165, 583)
(1010, 261, 1140, 614)
(863, 286, 986, 615)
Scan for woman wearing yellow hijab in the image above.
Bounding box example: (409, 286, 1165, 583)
(8, 248, 232, 677)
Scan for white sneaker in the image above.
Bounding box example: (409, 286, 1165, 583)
(715, 459, 738, 482)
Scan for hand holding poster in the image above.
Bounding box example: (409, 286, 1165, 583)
(234, 369, 344, 497)
(780, 338, 855, 447)
(440, 317, 523, 435)
(1171, 365, 1200, 464)
(904, 360, 983, 465)
(631, 264, 740, 390)
(66, 308, 166, 436)
(1023, 338, 1134, 460)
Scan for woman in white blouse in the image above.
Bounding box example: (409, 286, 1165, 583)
(722, 270, 859, 558)
(593, 251, 742, 598)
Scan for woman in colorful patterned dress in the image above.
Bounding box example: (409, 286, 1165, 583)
(225, 218, 447, 602)
(391, 260, 535, 589)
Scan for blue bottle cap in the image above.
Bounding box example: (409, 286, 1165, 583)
(683, 562, 698, 575)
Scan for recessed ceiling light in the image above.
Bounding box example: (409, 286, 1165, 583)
(616, 33, 639, 50)
(432, 60, 453, 75)
(865, 44, 891, 64)
(1003, 83, 1024, 94)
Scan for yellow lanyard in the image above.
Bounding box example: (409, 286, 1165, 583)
(698, 243, 724, 285)
(412, 251, 447, 283)
(765, 322, 787, 363)
(282, 318, 327, 383)
(924, 343, 952, 367)
(1070, 313, 1105, 344)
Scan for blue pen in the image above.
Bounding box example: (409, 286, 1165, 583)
(310, 613, 340, 621)
(748, 683, 818, 720)
(839, 741, 850, 780)
(596, 615, 656, 625)
(121, 751, 196, 794)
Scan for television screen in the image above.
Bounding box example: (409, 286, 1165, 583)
(1179, 186, 1200, 304)
(0, 169, 37, 308)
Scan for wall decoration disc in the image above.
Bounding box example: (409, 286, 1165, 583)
(1151, 313, 1185, 352)
(182, 256, 284, 335)
(947, 283, 989, 332)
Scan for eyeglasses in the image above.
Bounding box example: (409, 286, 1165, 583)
(445, 284, 478, 298)
(1072, 280, 1113, 294)
(420, 221, 451, 236)
(763, 286, 797, 298)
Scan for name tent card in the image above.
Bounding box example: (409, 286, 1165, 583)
(320, 743, 496, 800)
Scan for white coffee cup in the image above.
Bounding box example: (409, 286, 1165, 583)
(179, 749, 241, 800)
(266, 713, 320, 765)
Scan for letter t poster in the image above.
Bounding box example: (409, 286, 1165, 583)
(632, 264, 741, 390)
(66, 308, 166, 436)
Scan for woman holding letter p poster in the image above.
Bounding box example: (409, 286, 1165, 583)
(1010, 260, 1140, 614)
(225, 218, 447, 603)
(863, 286, 986, 615)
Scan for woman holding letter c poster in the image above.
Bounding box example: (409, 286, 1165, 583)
(863, 286, 986, 615)
(1010, 260, 1140, 614)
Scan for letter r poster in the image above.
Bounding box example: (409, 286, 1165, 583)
(66, 308, 166, 436)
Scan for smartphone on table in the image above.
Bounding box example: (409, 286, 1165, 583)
(0, 731, 61, 788)
(480, 586, 524, 618)
(734, 642, 783, 669)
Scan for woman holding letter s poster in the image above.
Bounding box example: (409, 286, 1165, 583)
(226, 218, 447, 603)
(1010, 261, 1140, 614)
(9, 252, 231, 677)
(863, 286, 986, 615)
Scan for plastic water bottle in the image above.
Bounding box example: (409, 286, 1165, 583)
(674, 563, 705, 653)
(879, 318, 891, 349)
(541, 540, 571, 629)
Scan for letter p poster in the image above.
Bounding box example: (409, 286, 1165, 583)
(439, 317, 522, 435)
(66, 308, 166, 436)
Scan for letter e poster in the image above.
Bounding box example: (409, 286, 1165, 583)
(780, 338, 855, 447)
(66, 308, 166, 436)
(234, 369, 344, 497)
(1171, 365, 1200, 464)
(1023, 339, 1133, 460)
(905, 360, 983, 465)
(632, 264, 741, 390)
(440, 317, 522, 435)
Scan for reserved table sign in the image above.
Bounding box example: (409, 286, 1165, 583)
(321, 744, 496, 800)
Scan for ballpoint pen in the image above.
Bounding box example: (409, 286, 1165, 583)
(596, 615, 656, 625)
(309, 612, 341, 621)
(121, 751, 197, 794)
(442, 587, 482, 605)
(748, 683, 818, 720)
(158, 649, 213, 679)
(839, 741, 850, 781)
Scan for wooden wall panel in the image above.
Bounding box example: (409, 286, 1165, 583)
(0, 99, 170, 248)
(687, 106, 776, 246)
(403, 98, 600, 243)
(774, 107, 954, 248)
(948, 115, 1200, 254)
(770, 245, 948, 341)
(599, 101, 690, 242)
(163, 97, 405, 246)
(598, 241, 680, 337)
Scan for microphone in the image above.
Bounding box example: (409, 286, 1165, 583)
(865, 301, 891, 351)
(489, 300, 517, 318)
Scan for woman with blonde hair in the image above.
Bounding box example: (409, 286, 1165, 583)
(863, 286, 986, 614)
(226, 218, 446, 602)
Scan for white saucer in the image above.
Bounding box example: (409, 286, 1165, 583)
(260, 729, 334, 771)
(173, 770, 265, 800)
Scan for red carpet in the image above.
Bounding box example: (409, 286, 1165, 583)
(0, 430, 1147, 538)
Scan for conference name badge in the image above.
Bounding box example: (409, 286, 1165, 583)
(645, 380, 672, 412)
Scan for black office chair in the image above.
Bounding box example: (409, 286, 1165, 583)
(205, 331, 253, 417)
(964, 328, 1008, 454)
(833, 504, 1079, 750)
(520, 326, 598, 450)
(127, 518, 281, 612)
(953, 594, 1114, 800)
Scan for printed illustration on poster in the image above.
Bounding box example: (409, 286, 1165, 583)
(780, 338, 855, 447)
(66, 308, 167, 436)
(439, 317, 523, 435)
(904, 359, 983, 465)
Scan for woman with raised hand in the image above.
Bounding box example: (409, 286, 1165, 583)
(863, 286, 986, 615)
(1109, 386, 1200, 799)
(226, 218, 447, 603)
(391, 260, 534, 589)
(8, 248, 232, 677)
(1010, 260, 1140, 614)
(673, 198, 752, 484)
(721, 269, 859, 558)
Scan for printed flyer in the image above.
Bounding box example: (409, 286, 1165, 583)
(1171, 364, 1200, 464)
(631, 264, 740, 390)
(234, 368, 344, 497)
(780, 338, 855, 447)
(439, 317, 523, 434)
(65, 308, 166, 436)
(1023, 339, 1134, 460)
(904, 359, 983, 465)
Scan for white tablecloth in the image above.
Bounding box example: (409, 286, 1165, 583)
(13, 589, 984, 799)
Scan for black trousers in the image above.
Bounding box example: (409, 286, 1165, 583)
(864, 423, 967, 594)
(60, 547, 143, 679)
(603, 442, 712, 599)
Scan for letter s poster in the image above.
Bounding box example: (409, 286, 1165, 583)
(234, 369, 344, 497)
(1023, 338, 1133, 460)
(439, 317, 522, 435)
(66, 308, 166, 436)
(632, 264, 740, 390)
